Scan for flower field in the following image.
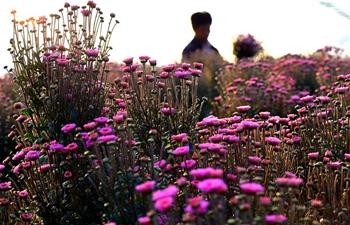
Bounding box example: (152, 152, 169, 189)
(1, 1, 350, 225)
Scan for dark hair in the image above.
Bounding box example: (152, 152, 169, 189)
(191, 12, 212, 30)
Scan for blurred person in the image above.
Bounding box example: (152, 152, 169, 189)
(182, 12, 221, 60)
(182, 12, 224, 120)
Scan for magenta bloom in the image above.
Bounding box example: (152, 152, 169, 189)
(242, 120, 260, 130)
(236, 105, 251, 113)
(0, 165, 5, 171)
(113, 115, 124, 123)
(152, 185, 179, 201)
(84, 122, 97, 131)
(85, 49, 99, 57)
(61, 123, 76, 133)
(136, 180, 156, 193)
(344, 153, 350, 161)
(197, 178, 228, 194)
(39, 164, 51, 173)
(13, 102, 25, 109)
(329, 161, 341, 169)
(174, 70, 190, 78)
(21, 213, 33, 221)
(154, 196, 174, 212)
(185, 200, 209, 214)
(248, 156, 261, 164)
(265, 137, 282, 146)
(0, 181, 11, 191)
(207, 143, 224, 152)
(81, 9, 92, 16)
(138, 217, 151, 225)
(259, 111, 270, 118)
(287, 178, 303, 187)
(12, 151, 25, 161)
(171, 133, 188, 142)
(265, 214, 287, 224)
(190, 167, 214, 180)
(173, 146, 190, 156)
(334, 87, 348, 93)
(180, 159, 197, 169)
(0, 198, 9, 205)
(50, 143, 65, 152)
(260, 196, 271, 205)
(240, 182, 265, 195)
(308, 152, 319, 160)
(122, 57, 133, 65)
(96, 135, 119, 143)
(162, 64, 176, 72)
(154, 159, 166, 168)
(64, 143, 78, 152)
(18, 190, 28, 198)
(160, 107, 175, 115)
(104, 223, 117, 225)
(285, 171, 297, 178)
(94, 117, 109, 124)
(98, 127, 113, 136)
(56, 57, 69, 66)
(25, 150, 41, 160)
(64, 171, 73, 179)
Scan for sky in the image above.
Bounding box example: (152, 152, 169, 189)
(1, 0, 350, 69)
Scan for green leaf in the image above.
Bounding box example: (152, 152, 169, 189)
(24, 133, 35, 140)
(21, 108, 33, 117)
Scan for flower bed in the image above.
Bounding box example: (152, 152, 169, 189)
(1, 1, 350, 225)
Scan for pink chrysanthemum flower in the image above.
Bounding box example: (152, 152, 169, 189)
(236, 105, 251, 113)
(94, 117, 109, 124)
(61, 123, 76, 133)
(241, 120, 260, 130)
(171, 133, 188, 142)
(160, 107, 175, 115)
(21, 213, 33, 221)
(185, 199, 209, 214)
(98, 127, 113, 136)
(19, 190, 28, 198)
(0, 181, 11, 191)
(96, 135, 119, 143)
(190, 167, 214, 180)
(152, 185, 179, 201)
(84, 122, 97, 131)
(240, 182, 265, 195)
(64, 171, 73, 179)
(248, 156, 261, 164)
(12, 151, 25, 161)
(265, 214, 287, 224)
(38, 164, 51, 173)
(197, 178, 228, 194)
(136, 180, 156, 193)
(154, 196, 174, 212)
(25, 151, 41, 160)
(138, 216, 151, 225)
(85, 49, 99, 57)
(64, 143, 78, 152)
(265, 137, 282, 146)
(180, 159, 197, 169)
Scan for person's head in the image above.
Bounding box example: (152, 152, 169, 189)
(191, 12, 212, 42)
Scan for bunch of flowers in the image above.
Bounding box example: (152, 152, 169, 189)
(2, 1, 119, 224)
(111, 57, 204, 155)
(8, 1, 118, 141)
(213, 51, 350, 118)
